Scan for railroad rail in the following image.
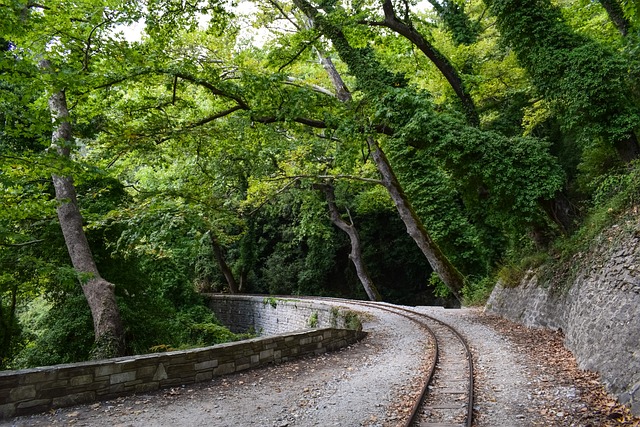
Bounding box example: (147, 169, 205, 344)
(300, 297, 474, 427)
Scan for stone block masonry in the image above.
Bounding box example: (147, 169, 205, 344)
(0, 326, 364, 419)
(485, 218, 640, 416)
(205, 294, 361, 335)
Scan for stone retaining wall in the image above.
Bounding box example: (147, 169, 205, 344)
(485, 219, 640, 415)
(1, 324, 364, 419)
(205, 294, 361, 335)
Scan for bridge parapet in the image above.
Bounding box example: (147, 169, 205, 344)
(0, 296, 364, 419)
(205, 294, 362, 335)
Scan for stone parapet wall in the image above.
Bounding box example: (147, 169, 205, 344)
(205, 295, 360, 335)
(485, 220, 640, 415)
(0, 327, 363, 419)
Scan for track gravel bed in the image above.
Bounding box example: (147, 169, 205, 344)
(3, 304, 431, 427)
(3, 304, 639, 427)
(417, 320, 471, 427)
(414, 307, 640, 427)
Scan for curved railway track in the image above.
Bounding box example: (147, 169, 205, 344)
(4, 295, 475, 427)
(302, 297, 474, 427)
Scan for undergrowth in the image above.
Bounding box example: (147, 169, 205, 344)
(467, 161, 640, 305)
(538, 161, 640, 290)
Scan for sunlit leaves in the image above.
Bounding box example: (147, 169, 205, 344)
(487, 0, 640, 152)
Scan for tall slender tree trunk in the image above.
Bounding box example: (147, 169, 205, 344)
(238, 271, 248, 293)
(46, 74, 125, 359)
(209, 232, 239, 293)
(367, 137, 465, 302)
(599, 0, 631, 36)
(317, 183, 382, 301)
(378, 0, 479, 127)
(298, 8, 466, 302)
(307, 13, 381, 301)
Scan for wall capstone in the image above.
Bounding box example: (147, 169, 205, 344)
(0, 296, 365, 419)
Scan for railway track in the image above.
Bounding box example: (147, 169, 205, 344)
(304, 298, 474, 427)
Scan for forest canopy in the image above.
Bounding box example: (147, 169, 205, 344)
(1, 0, 640, 367)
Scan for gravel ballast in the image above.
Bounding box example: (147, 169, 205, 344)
(3, 305, 639, 427)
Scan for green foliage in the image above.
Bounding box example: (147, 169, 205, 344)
(307, 311, 319, 328)
(496, 262, 525, 289)
(575, 141, 624, 197)
(462, 276, 495, 306)
(120, 289, 245, 354)
(0, 209, 77, 368)
(11, 293, 94, 369)
(430, 272, 451, 299)
(341, 310, 362, 331)
(562, 161, 640, 253)
(263, 297, 278, 308)
(502, 161, 640, 296)
(436, 0, 481, 45)
(176, 304, 250, 344)
(382, 89, 565, 242)
(308, 10, 406, 95)
(330, 306, 339, 328)
(356, 209, 445, 304)
(3, 0, 640, 373)
(188, 322, 243, 346)
(487, 0, 640, 153)
(242, 189, 344, 297)
(386, 135, 494, 276)
(621, 0, 640, 29)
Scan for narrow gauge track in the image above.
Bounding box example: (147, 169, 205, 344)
(300, 297, 474, 427)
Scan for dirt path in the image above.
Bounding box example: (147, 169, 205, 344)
(3, 306, 638, 427)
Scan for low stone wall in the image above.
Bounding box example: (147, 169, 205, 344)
(0, 327, 363, 419)
(485, 219, 640, 415)
(205, 294, 361, 335)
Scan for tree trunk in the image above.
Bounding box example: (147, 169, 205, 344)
(0, 284, 18, 366)
(599, 0, 631, 36)
(209, 232, 239, 293)
(239, 270, 248, 293)
(307, 12, 380, 301)
(47, 80, 125, 359)
(368, 137, 465, 302)
(318, 54, 352, 102)
(303, 14, 352, 103)
(295, 4, 466, 301)
(317, 183, 382, 301)
(380, 0, 479, 127)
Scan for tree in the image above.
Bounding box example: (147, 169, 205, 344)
(365, 0, 479, 126)
(316, 182, 381, 301)
(289, 0, 469, 300)
(599, 0, 632, 36)
(44, 69, 125, 358)
(366, 136, 466, 300)
(1, 0, 141, 358)
(3, 0, 637, 368)
(209, 232, 240, 293)
(485, 0, 640, 162)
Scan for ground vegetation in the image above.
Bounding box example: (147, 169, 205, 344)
(1, 0, 639, 367)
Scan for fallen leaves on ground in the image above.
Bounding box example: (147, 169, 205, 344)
(477, 312, 640, 427)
